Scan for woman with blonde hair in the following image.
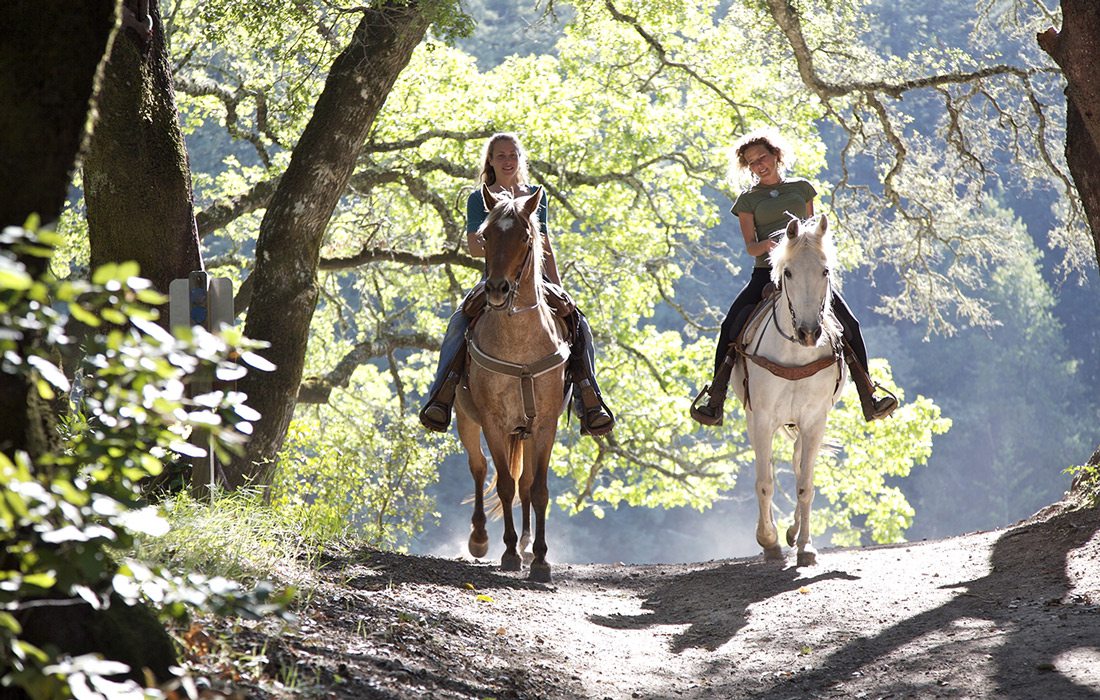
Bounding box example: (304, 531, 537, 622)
(420, 132, 615, 436)
(690, 128, 896, 425)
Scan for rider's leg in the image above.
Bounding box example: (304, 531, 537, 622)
(831, 293, 897, 421)
(419, 310, 470, 432)
(691, 268, 771, 426)
(569, 310, 615, 436)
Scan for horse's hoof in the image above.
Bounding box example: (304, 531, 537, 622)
(468, 533, 489, 559)
(756, 529, 779, 551)
(796, 550, 818, 567)
(786, 525, 798, 548)
(763, 545, 785, 561)
(500, 552, 522, 572)
(528, 562, 551, 583)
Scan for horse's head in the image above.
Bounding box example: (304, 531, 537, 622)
(770, 215, 840, 348)
(479, 183, 543, 310)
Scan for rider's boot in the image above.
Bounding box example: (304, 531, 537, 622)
(570, 312, 615, 437)
(574, 378, 615, 436)
(846, 355, 898, 421)
(419, 369, 461, 432)
(419, 311, 470, 432)
(690, 351, 734, 426)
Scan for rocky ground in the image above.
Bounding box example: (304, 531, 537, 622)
(182, 493, 1100, 699)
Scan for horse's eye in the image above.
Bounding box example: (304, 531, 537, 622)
(823, 268, 830, 277)
(784, 269, 792, 279)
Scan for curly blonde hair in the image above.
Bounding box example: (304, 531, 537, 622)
(730, 128, 794, 184)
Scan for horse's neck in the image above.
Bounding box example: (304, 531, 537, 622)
(476, 283, 561, 354)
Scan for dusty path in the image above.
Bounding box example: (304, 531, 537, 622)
(196, 497, 1100, 699)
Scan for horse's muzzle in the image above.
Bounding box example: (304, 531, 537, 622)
(796, 325, 822, 347)
(485, 278, 512, 309)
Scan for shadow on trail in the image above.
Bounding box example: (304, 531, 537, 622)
(748, 504, 1100, 699)
(320, 548, 550, 592)
(590, 558, 859, 653)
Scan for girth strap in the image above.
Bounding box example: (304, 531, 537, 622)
(742, 351, 841, 381)
(467, 337, 570, 437)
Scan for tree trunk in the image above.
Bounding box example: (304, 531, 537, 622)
(1038, 0, 1100, 269)
(1038, 0, 1100, 494)
(0, 0, 116, 457)
(84, 0, 203, 298)
(231, 4, 432, 488)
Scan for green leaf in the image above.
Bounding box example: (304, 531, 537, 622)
(69, 302, 101, 327)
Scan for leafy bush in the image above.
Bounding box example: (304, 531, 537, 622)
(0, 223, 289, 698)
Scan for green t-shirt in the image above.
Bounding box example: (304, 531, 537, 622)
(730, 178, 817, 268)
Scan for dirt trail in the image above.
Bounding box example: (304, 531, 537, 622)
(196, 497, 1100, 699)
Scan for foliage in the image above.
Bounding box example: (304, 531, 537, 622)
(273, 400, 444, 549)
(0, 224, 289, 698)
(1065, 462, 1100, 508)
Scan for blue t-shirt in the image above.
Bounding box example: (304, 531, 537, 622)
(467, 185, 549, 234)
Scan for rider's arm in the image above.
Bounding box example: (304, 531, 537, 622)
(466, 192, 487, 258)
(739, 212, 778, 258)
(538, 197, 562, 286)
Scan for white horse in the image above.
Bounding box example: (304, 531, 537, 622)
(731, 215, 846, 566)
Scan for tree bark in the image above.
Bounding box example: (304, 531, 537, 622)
(0, 0, 116, 457)
(1038, 0, 1100, 269)
(84, 0, 203, 298)
(232, 3, 433, 487)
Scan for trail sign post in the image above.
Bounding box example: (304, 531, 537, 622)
(169, 271, 233, 497)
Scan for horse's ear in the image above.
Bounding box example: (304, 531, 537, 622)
(481, 183, 498, 212)
(815, 214, 829, 237)
(786, 218, 800, 239)
(520, 185, 543, 219)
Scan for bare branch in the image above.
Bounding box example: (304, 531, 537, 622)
(297, 331, 438, 403)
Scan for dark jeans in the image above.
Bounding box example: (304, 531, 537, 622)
(713, 267, 870, 376)
(426, 309, 470, 399)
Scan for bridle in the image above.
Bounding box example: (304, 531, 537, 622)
(484, 214, 540, 316)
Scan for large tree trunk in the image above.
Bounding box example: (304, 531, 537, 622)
(231, 4, 432, 487)
(84, 0, 203, 297)
(1038, 0, 1100, 494)
(0, 0, 116, 457)
(1038, 0, 1100, 269)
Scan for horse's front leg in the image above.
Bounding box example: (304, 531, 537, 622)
(488, 437, 522, 572)
(792, 422, 826, 567)
(527, 428, 555, 583)
(748, 411, 782, 560)
(456, 411, 489, 558)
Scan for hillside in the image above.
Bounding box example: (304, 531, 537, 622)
(179, 493, 1100, 699)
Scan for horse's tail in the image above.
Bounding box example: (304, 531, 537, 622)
(484, 435, 525, 520)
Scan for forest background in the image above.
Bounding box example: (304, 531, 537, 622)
(45, 0, 1100, 562)
(4, 0, 1100, 692)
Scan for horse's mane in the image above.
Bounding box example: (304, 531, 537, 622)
(481, 190, 545, 290)
(769, 216, 837, 273)
(770, 216, 842, 342)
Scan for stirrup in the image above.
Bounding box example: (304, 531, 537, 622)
(690, 384, 724, 426)
(419, 401, 451, 432)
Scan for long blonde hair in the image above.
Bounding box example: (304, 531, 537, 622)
(478, 132, 531, 186)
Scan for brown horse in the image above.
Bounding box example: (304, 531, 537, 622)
(454, 184, 569, 583)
